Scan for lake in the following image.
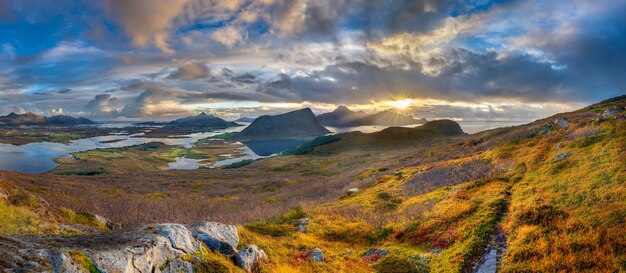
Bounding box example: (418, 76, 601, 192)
(0, 120, 529, 173)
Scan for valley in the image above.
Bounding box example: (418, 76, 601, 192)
(0, 96, 624, 272)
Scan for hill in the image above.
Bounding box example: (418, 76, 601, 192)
(311, 119, 465, 150)
(0, 96, 624, 272)
(234, 108, 331, 140)
(317, 106, 427, 127)
(0, 112, 95, 126)
(235, 117, 256, 123)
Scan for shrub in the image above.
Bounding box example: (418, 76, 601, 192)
(68, 250, 101, 273)
(515, 205, 568, 228)
(222, 159, 256, 169)
(55, 168, 111, 176)
(373, 253, 428, 273)
(244, 222, 293, 237)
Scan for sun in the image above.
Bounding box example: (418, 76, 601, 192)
(386, 98, 414, 110)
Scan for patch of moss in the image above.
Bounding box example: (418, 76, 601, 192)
(68, 250, 102, 273)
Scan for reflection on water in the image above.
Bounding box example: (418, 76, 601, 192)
(242, 139, 307, 156)
(0, 127, 244, 173)
(0, 120, 530, 173)
(328, 121, 530, 134)
(166, 157, 203, 170)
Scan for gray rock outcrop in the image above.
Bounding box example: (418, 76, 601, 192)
(234, 245, 268, 273)
(554, 118, 569, 128)
(154, 224, 201, 254)
(362, 248, 389, 262)
(306, 248, 324, 262)
(188, 221, 239, 255)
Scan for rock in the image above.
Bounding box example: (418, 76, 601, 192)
(362, 248, 388, 262)
(346, 188, 359, 195)
(556, 144, 563, 151)
(235, 245, 268, 273)
(188, 222, 239, 255)
(87, 247, 134, 273)
(295, 218, 309, 233)
(603, 107, 622, 118)
(475, 249, 498, 273)
(306, 248, 324, 262)
(50, 251, 83, 273)
(154, 224, 201, 254)
(0, 189, 7, 200)
(594, 117, 605, 125)
(162, 259, 193, 273)
(94, 214, 121, 231)
(555, 153, 571, 160)
(554, 118, 569, 128)
(87, 234, 177, 273)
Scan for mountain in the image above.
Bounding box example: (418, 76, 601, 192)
(235, 117, 256, 123)
(47, 115, 95, 125)
(166, 112, 240, 128)
(234, 108, 331, 140)
(317, 106, 427, 127)
(0, 112, 94, 126)
(0, 96, 625, 273)
(299, 119, 465, 151)
(316, 106, 369, 127)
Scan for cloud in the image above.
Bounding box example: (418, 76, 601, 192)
(211, 25, 247, 47)
(103, 0, 189, 54)
(169, 61, 210, 80)
(84, 94, 121, 116)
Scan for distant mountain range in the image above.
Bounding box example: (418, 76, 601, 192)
(234, 108, 331, 140)
(0, 112, 95, 126)
(317, 106, 427, 127)
(234, 117, 256, 123)
(136, 112, 240, 128)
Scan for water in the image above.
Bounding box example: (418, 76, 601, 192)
(0, 127, 244, 173)
(327, 121, 529, 135)
(166, 143, 266, 170)
(0, 120, 529, 173)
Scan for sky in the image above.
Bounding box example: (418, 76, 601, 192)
(0, 0, 624, 121)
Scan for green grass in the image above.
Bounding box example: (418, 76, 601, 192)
(283, 135, 341, 155)
(222, 159, 257, 169)
(55, 168, 111, 176)
(0, 199, 43, 235)
(72, 149, 124, 159)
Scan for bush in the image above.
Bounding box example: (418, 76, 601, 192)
(222, 159, 256, 169)
(244, 222, 294, 237)
(515, 205, 568, 228)
(373, 253, 428, 273)
(55, 168, 111, 176)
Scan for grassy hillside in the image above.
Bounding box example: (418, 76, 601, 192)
(0, 96, 624, 272)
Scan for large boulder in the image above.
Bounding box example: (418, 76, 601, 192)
(234, 245, 268, 273)
(154, 224, 200, 254)
(188, 222, 239, 255)
(86, 234, 177, 273)
(50, 251, 83, 273)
